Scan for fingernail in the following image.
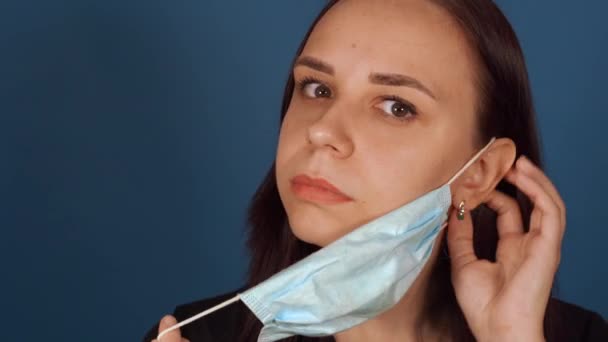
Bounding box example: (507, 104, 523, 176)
(524, 156, 539, 173)
(516, 155, 527, 169)
(162, 315, 175, 326)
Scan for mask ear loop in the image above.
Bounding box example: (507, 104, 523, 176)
(156, 294, 241, 340)
(446, 137, 497, 187)
(439, 137, 497, 231)
(158, 138, 498, 340)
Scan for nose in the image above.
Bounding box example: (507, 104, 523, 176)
(307, 104, 354, 159)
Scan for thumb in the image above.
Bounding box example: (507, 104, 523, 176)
(446, 204, 478, 272)
(157, 315, 181, 341)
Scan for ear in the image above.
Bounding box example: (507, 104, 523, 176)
(450, 137, 516, 210)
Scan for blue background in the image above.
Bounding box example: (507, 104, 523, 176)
(1, 1, 606, 341)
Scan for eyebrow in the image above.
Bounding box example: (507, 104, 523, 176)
(294, 56, 437, 100)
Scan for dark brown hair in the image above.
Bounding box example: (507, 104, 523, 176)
(238, 1, 562, 341)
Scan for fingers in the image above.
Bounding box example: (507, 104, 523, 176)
(446, 205, 478, 271)
(484, 189, 524, 238)
(504, 159, 565, 247)
(156, 315, 182, 342)
(516, 156, 566, 225)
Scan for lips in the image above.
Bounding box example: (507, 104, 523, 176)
(290, 174, 353, 204)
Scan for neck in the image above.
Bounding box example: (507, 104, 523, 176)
(333, 228, 448, 342)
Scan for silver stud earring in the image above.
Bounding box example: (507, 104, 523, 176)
(457, 200, 466, 220)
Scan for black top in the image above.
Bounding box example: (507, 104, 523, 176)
(142, 286, 608, 342)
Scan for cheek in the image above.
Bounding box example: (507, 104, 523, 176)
(276, 114, 301, 171)
(358, 144, 447, 211)
(275, 112, 308, 205)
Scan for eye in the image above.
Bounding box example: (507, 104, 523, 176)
(296, 76, 332, 98)
(377, 96, 418, 122)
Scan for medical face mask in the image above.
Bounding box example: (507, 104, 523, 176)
(157, 138, 496, 342)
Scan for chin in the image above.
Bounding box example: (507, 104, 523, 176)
(289, 221, 329, 248)
(279, 187, 354, 248)
(287, 214, 349, 248)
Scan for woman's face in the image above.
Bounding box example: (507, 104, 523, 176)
(276, 0, 481, 247)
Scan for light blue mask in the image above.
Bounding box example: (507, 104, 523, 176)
(157, 138, 496, 342)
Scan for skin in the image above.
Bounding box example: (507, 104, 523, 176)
(154, 0, 565, 341)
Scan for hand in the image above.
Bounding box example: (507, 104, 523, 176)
(447, 155, 565, 342)
(152, 315, 190, 342)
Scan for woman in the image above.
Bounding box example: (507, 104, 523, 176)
(143, 0, 607, 341)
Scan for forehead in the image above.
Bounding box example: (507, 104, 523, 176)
(300, 0, 477, 102)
